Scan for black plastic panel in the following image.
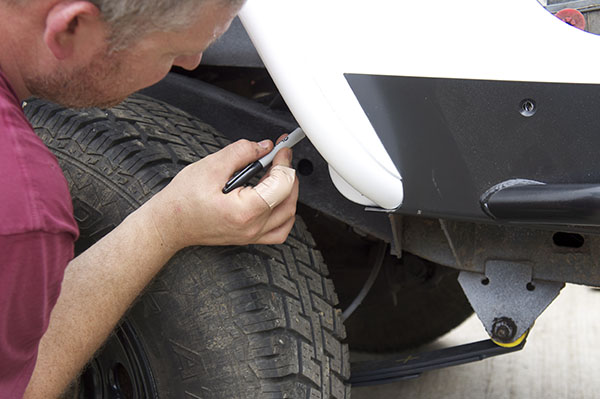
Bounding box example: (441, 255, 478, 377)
(201, 18, 263, 68)
(346, 74, 600, 223)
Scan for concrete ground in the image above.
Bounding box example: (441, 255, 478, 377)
(350, 284, 600, 399)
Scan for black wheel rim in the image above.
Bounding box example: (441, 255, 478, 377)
(77, 320, 158, 399)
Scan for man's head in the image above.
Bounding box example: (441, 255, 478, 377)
(2, 0, 244, 107)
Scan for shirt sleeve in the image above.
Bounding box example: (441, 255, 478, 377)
(0, 230, 74, 398)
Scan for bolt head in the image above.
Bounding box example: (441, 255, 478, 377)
(491, 317, 517, 343)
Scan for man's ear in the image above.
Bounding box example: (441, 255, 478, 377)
(43, 1, 102, 60)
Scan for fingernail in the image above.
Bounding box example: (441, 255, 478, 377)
(258, 140, 270, 149)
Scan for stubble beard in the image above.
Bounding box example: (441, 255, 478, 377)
(25, 50, 129, 109)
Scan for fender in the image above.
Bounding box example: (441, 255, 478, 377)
(240, 0, 600, 227)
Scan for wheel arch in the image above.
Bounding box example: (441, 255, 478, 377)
(140, 72, 395, 244)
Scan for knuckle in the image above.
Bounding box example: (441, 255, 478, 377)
(274, 236, 287, 245)
(280, 202, 297, 221)
(277, 223, 295, 244)
(227, 139, 251, 160)
(230, 210, 263, 239)
(232, 210, 253, 226)
(289, 203, 297, 218)
(236, 139, 257, 156)
(244, 224, 262, 242)
(236, 138, 252, 148)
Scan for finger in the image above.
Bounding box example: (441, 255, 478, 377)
(254, 165, 296, 209)
(272, 133, 293, 168)
(271, 147, 292, 169)
(234, 164, 298, 237)
(255, 216, 297, 245)
(211, 139, 273, 180)
(255, 148, 291, 186)
(257, 176, 299, 233)
(275, 133, 289, 145)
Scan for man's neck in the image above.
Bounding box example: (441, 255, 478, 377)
(0, 59, 31, 102)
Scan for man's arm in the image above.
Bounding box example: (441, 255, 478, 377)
(23, 138, 298, 398)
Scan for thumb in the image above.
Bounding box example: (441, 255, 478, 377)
(214, 139, 273, 179)
(253, 165, 296, 208)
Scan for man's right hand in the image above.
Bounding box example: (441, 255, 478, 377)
(24, 137, 300, 399)
(143, 137, 299, 251)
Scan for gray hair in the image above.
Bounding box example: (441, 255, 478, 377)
(89, 0, 242, 52)
(5, 0, 242, 52)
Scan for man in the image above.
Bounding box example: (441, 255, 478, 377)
(0, 0, 299, 397)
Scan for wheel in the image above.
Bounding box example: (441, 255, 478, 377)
(24, 94, 350, 399)
(340, 253, 474, 352)
(300, 208, 473, 353)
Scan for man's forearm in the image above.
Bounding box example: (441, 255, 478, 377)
(24, 201, 176, 399)
(23, 138, 298, 398)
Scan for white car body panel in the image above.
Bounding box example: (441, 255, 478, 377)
(239, 0, 600, 210)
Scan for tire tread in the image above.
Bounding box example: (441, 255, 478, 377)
(24, 94, 350, 399)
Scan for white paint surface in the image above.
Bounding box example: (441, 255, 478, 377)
(239, 0, 600, 210)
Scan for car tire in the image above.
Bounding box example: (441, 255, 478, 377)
(24, 94, 350, 399)
(341, 255, 474, 353)
(302, 210, 473, 353)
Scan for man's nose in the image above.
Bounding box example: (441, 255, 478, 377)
(173, 53, 203, 70)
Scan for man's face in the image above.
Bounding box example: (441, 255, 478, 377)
(26, 1, 241, 108)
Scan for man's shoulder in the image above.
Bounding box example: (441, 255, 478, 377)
(0, 89, 78, 237)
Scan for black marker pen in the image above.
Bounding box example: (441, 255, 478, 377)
(222, 128, 306, 194)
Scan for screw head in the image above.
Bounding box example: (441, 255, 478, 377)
(491, 317, 517, 343)
(519, 99, 536, 117)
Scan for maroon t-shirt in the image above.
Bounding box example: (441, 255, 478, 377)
(0, 71, 79, 398)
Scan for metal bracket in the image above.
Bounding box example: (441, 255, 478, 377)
(458, 261, 564, 344)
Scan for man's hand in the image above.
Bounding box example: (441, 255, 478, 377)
(145, 135, 299, 250)
(23, 135, 299, 399)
